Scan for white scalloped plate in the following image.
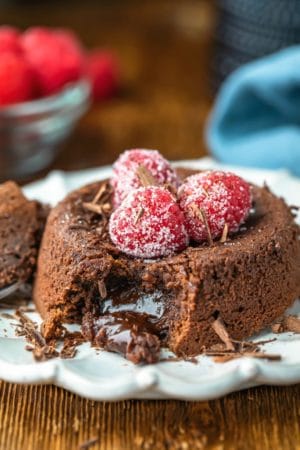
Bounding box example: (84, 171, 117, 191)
(0, 158, 299, 401)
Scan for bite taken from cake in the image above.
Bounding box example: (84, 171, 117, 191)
(33, 149, 300, 364)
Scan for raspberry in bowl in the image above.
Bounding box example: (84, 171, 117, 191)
(0, 79, 90, 180)
(0, 26, 90, 180)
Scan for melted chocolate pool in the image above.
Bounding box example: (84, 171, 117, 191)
(82, 289, 171, 364)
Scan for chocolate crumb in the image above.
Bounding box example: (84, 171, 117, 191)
(271, 323, 282, 333)
(25, 344, 34, 351)
(59, 330, 85, 359)
(271, 315, 300, 334)
(283, 315, 300, 333)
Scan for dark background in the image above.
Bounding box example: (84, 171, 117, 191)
(0, 0, 214, 176)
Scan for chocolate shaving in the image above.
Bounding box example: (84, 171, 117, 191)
(18, 305, 36, 313)
(82, 182, 112, 216)
(14, 310, 59, 361)
(59, 330, 85, 359)
(211, 317, 235, 351)
(250, 338, 277, 345)
(92, 183, 108, 204)
(0, 295, 30, 309)
(191, 204, 213, 245)
(163, 183, 177, 197)
(242, 352, 281, 361)
(134, 207, 144, 224)
(101, 203, 112, 213)
(60, 343, 77, 359)
(98, 280, 107, 299)
(69, 224, 90, 231)
(220, 223, 228, 243)
(202, 187, 209, 197)
(136, 165, 159, 187)
(0, 312, 15, 319)
(82, 202, 105, 215)
(199, 208, 213, 246)
(78, 437, 99, 450)
(209, 317, 281, 363)
(213, 352, 281, 363)
(159, 356, 198, 364)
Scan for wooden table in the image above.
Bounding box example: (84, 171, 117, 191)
(0, 1, 299, 449)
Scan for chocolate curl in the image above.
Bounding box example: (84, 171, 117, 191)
(136, 165, 159, 187)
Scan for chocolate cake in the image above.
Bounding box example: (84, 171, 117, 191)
(33, 170, 300, 363)
(0, 181, 47, 292)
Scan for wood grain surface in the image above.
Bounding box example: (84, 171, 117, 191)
(0, 383, 299, 450)
(0, 1, 299, 449)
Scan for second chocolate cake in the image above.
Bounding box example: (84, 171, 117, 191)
(33, 169, 300, 363)
(0, 181, 48, 294)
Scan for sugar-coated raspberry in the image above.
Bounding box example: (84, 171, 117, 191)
(178, 171, 251, 243)
(86, 50, 119, 101)
(21, 27, 84, 96)
(0, 26, 21, 53)
(0, 52, 34, 106)
(111, 149, 180, 207)
(109, 186, 188, 258)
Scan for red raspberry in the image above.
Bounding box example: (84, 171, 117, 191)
(111, 149, 179, 207)
(0, 26, 21, 53)
(21, 27, 84, 96)
(86, 50, 119, 101)
(0, 52, 34, 106)
(109, 186, 188, 258)
(178, 171, 251, 243)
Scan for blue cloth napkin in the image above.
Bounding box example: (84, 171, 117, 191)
(206, 46, 300, 176)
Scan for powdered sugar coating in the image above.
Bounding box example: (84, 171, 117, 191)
(111, 149, 179, 207)
(178, 171, 252, 242)
(109, 186, 188, 258)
